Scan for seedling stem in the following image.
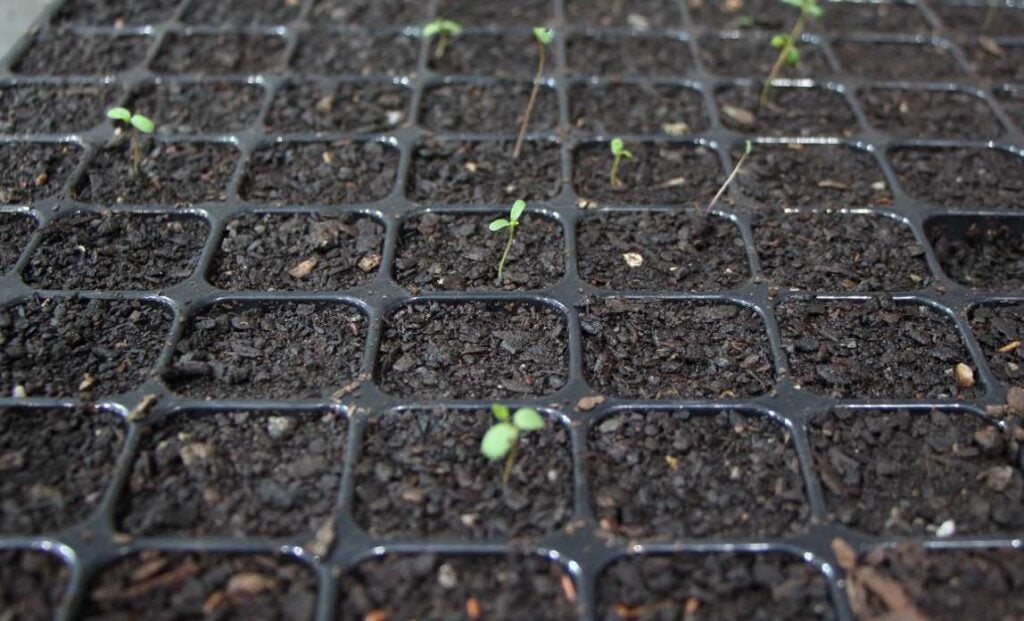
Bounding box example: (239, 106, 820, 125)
(758, 0, 822, 109)
(705, 140, 752, 215)
(513, 27, 554, 160)
(424, 19, 463, 60)
(106, 107, 155, 176)
(609, 138, 633, 189)
(488, 199, 526, 287)
(480, 403, 546, 484)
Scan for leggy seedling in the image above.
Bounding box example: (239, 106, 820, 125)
(488, 199, 526, 287)
(705, 140, 753, 215)
(758, 0, 823, 108)
(423, 18, 463, 59)
(106, 107, 155, 176)
(609, 138, 633, 189)
(513, 27, 554, 160)
(480, 403, 546, 484)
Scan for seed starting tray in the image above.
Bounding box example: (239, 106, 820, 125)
(1, 0, 1024, 618)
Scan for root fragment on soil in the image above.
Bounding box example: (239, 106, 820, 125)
(832, 538, 926, 621)
(128, 394, 159, 422)
(92, 558, 200, 602)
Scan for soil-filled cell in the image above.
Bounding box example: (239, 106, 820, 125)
(129, 81, 265, 134)
(589, 410, 808, 538)
(293, 32, 418, 76)
(715, 84, 858, 137)
(699, 34, 829, 78)
(378, 301, 568, 399)
(964, 41, 1024, 83)
(995, 87, 1024, 131)
(266, 80, 410, 134)
(352, 408, 572, 538)
(570, 82, 707, 135)
(833, 40, 963, 81)
(752, 211, 929, 291)
(422, 81, 558, 134)
(778, 297, 978, 399)
(52, 0, 179, 25)
(0, 550, 69, 619)
(0, 297, 171, 398)
(810, 409, 1024, 534)
(577, 210, 749, 292)
(0, 212, 36, 273)
(573, 142, 721, 206)
(82, 552, 317, 620)
(211, 212, 384, 291)
(821, 1, 931, 33)
(429, 33, 543, 78)
(395, 212, 564, 292)
(309, 0, 426, 25)
(151, 34, 287, 75)
(435, 0, 554, 25)
(0, 407, 124, 533)
(166, 301, 366, 400)
(969, 304, 1024, 386)
(891, 147, 1024, 210)
(928, 216, 1024, 291)
(13, 34, 150, 75)
(0, 84, 120, 134)
(689, 0, 793, 29)
(25, 212, 207, 290)
(337, 555, 576, 620)
(119, 409, 346, 536)
(568, 34, 694, 77)
(566, 0, 684, 27)
(860, 87, 1004, 139)
(937, 4, 1024, 37)
(581, 298, 774, 399)
(181, 0, 301, 25)
(596, 553, 836, 620)
(0, 142, 80, 205)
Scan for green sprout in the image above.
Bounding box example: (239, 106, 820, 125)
(759, 0, 823, 108)
(488, 199, 525, 287)
(705, 140, 753, 215)
(423, 18, 463, 59)
(609, 138, 633, 189)
(513, 27, 555, 160)
(480, 403, 546, 484)
(106, 107, 155, 176)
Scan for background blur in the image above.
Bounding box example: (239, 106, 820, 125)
(1, 0, 50, 58)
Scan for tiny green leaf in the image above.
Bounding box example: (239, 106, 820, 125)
(509, 199, 526, 223)
(424, 18, 462, 38)
(770, 34, 788, 49)
(780, 0, 803, 7)
(106, 107, 132, 122)
(610, 137, 625, 156)
(785, 46, 800, 64)
(130, 114, 155, 134)
(491, 402, 511, 422)
(489, 218, 511, 231)
(808, 3, 823, 18)
(512, 407, 545, 431)
(533, 27, 554, 45)
(481, 422, 519, 460)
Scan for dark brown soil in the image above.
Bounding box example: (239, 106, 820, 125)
(293, 31, 418, 76)
(0, 142, 80, 204)
(13, 34, 150, 75)
(378, 301, 568, 399)
(935, 4, 1024, 37)
(166, 301, 366, 400)
(969, 304, 1024, 386)
(569, 82, 707, 136)
(577, 210, 749, 292)
(266, 80, 409, 134)
(352, 408, 572, 538)
(0, 212, 36, 273)
(820, 1, 931, 34)
(435, 0, 554, 25)
(752, 211, 930, 292)
(210, 211, 384, 291)
(963, 41, 1024, 83)
(810, 409, 1023, 534)
(890, 146, 1024, 210)
(24, 211, 207, 290)
(698, 34, 829, 78)
(130, 81, 265, 134)
(833, 40, 964, 81)
(573, 142, 721, 206)
(181, 0, 302, 25)
(735, 144, 892, 209)
(52, 0, 178, 25)
(0, 406, 124, 533)
(596, 553, 835, 621)
(409, 139, 561, 204)
(0, 297, 171, 398)
(0, 550, 68, 620)
(240, 141, 398, 204)
(567, 34, 694, 77)
(850, 545, 1024, 620)
(566, 0, 684, 27)
(859, 87, 1004, 140)
(778, 297, 978, 399)
(927, 216, 1024, 291)
(428, 33, 540, 78)
(0, 83, 119, 134)
(74, 139, 236, 205)
(994, 87, 1024, 131)
(687, 0, 793, 30)
(580, 298, 774, 399)
(119, 409, 346, 537)
(81, 552, 317, 621)
(422, 81, 558, 134)
(150, 34, 287, 75)
(589, 410, 807, 539)
(715, 84, 858, 137)
(395, 212, 564, 292)
(309, 0, 426, 25)
(337, 555, 576, 621)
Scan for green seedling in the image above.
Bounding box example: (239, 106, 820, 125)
(424, 18, 463, 59)
(609, 137, 633, 189)
(480, 403, 546, 484)
(513, 27, 554, 160)
(106, 107, 155, 176)
(488, 199, 525, 287)
(705, 140, 752, 215)
(758, 0, 823, 108)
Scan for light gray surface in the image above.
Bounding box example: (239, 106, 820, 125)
(0, 0, 51, 59)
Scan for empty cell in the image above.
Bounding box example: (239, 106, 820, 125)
(166, 301, 366, 399)
(891, 147, 1024, 210)
(570, 82, 708, 135)
(573, 141, 721, 206)
(309, 0, 426, 25)
(0, 83, 120, 134)
(52, 0, 179, 25)
(0, 212, 36, 273)
(589, 410, 808, 538)
(293, 32, 418, 76)
(566, 0, 684, 27)
(0, 550, 68, 619)
(715, 84, 858, 137)
(435, 0, 554, 25)
(181, 0, 301, 25)
(378, 301, 568, 399)
(810, 409, 1023, 534)
(422, 81, 558, 134)
(820, 1, 931, 33)
(935, 3, 1024, 37)
(699, 34, 830, 78)
(927, 215, 1024, 291)
(13, 34, 150, 75)
(859, 88, 1004, 139)
(0, 142, 81, 205)
(568, 34, 694, 77)
(0, 407, 124, 533)
(778, 297, 977, 399)
(429, 33, 543, 78)
(581, 298, 774, 399)
(833, 40, 963, 81)
(352, 408, 572, 538)
(25, 212, 207, 290)
(129, 81, 265, 134)
(969, 303, 1024, 386)
(266, 80, 410, 134)
(151, 34, 287, 74)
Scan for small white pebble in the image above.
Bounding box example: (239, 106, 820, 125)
(936, 519, 955, 537)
